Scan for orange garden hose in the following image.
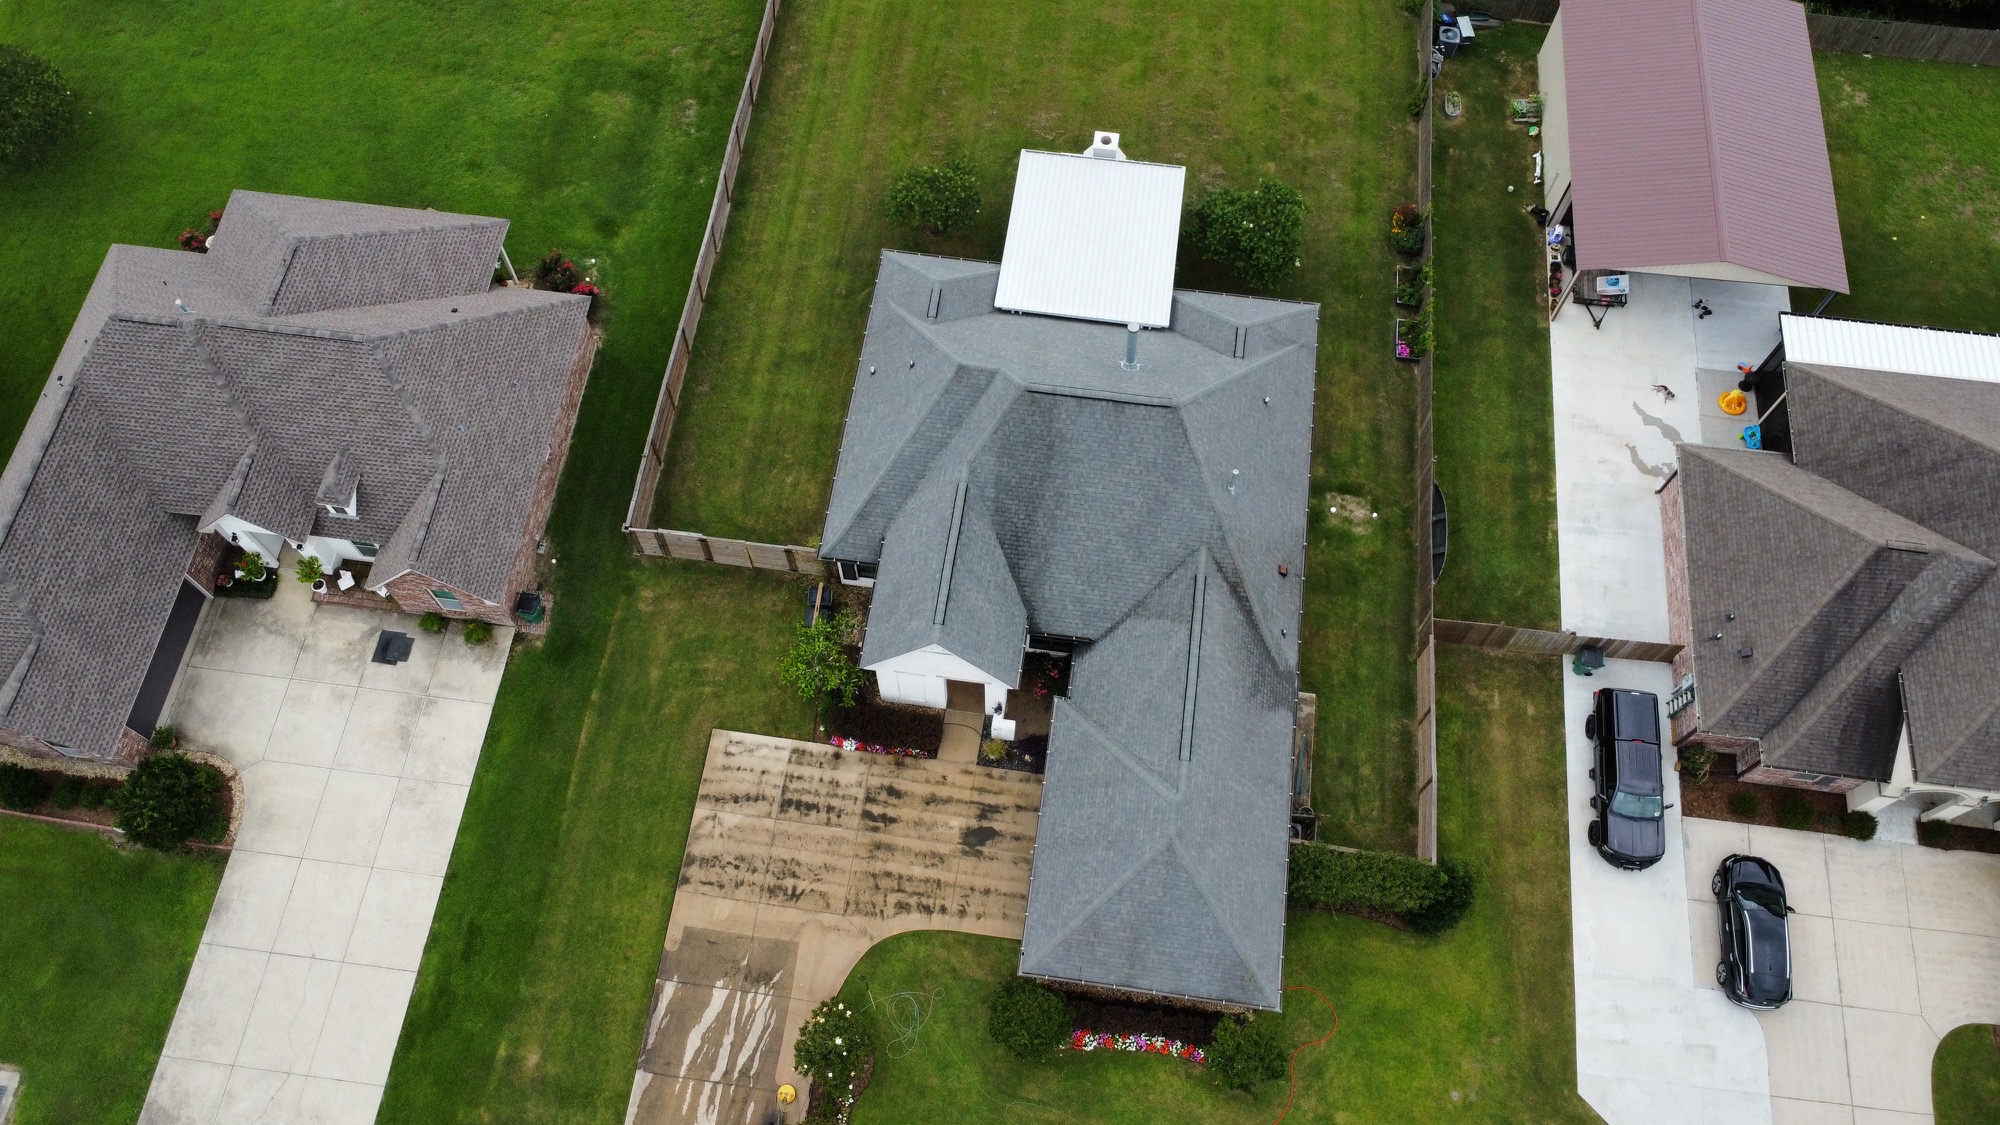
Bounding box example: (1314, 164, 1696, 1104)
(1270, 985, 1340, 1125)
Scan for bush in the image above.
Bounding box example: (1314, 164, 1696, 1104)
(1727, 791, 1761, 820)
(987, 978, 1072, 1059)
(1918, 818, 1952, 848)
(794, 996, 873, 1117)
(1406, 77, 1430, 119)
(886, 158, 981, 236)
(0, 762, 52, 809)
(1288, 844, 1475, 933)
(462, 619, 493, 646)
(78, 780, 109, 809)
(109, 752, 226, 850)
(1678, 743, 1716, 785)
(1207, 1013, 1288, 1092)
(50, 775, 81, 809)
(533, 250, 582, 293)
(1389, 202, 1426, 255)
(418, 612, 447, 634)
(1188, 178, 1305, 289)
(1776, 792, 1815, 831)
(0, 45, 78, 166)
(1843, 810, 1878, 841)
(150, 725, 178, 750)
(781, 611, 867, 718)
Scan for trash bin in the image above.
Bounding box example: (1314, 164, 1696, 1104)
(1436, 25, 1462, 57)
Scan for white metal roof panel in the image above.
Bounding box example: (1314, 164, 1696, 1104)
(995, 151, 1185, 328)
(1782, 314, 2000, 384)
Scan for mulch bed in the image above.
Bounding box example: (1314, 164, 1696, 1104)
(827, 698, 942, 756)
(1680, 758, 1852, 838)
(805, 1054, 873, 1122)
(1066, 994, 1222, 1046)
(980, 733, 1046, 775)
(1922, 821, 2000, 854)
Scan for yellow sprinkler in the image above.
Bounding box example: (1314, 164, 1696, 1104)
(1719, 388, 1747, 416)
(777, 1084, 798, 1106)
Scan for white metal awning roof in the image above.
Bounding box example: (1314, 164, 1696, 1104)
(1782, 314, 2000, 384)
(995, 150, 1185, 328)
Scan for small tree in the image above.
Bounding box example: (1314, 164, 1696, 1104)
(987, 978, 1072, 1058)
(0, 45, 78, 166)
(1188, 178, 1305, 289)
(886, 159, 981, 236)
(1207, 1012, 1288, 1092)
(109, 752, 227, 850)
(780, 611, 866, 729)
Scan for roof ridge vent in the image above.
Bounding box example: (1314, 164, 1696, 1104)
(1084, 131, 1126, 160)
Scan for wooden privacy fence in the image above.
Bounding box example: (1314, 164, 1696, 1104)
(1411, 1, 1439, 866)
(1436, 618, 1683, 664)
(624, 0, 784, 545)
(1806, 13, 2000, 65)
(628, 528, 824, 575)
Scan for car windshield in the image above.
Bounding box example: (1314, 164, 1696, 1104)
(1738, 884, 1786, 914)
(1610, 790, 1663, 819)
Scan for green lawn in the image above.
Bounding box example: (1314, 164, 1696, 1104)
(0, 821, 221, 1123)
(1811, 53, 2000, 335)
(838, 647, 1595, 1123)
(648, 0, 1423, 851)
(1936, 1023, 2000, 1125)
(1431, 30, 1561, 631)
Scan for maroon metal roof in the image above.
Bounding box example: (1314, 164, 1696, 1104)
(1563, 0, 1849, 292)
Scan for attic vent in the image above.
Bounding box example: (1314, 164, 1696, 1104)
(1232, 325, 1249, 360)
(925, 285, 942, 320)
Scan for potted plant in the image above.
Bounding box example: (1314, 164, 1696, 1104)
(296, 556, 324, 587)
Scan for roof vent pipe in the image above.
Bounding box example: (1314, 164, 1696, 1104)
(1121, 324, 1141, 371)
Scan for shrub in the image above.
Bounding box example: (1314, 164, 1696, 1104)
(78, 780, 109, 809)
(109, 752, 226, 850)
(1678, 743, 1716, 785)
(418, 612, 447, 634)
(794, 996, 873, 1117)
(1207, 1013, 1287, 1092)
(1843, 810, 1878, 841)
(1404, 857, 1478, 935)
(295, 556, 323, 584)
(1390, 202, 1426, 255)
(1188, 178, 1305, 289)
(177, 207, 223, 253)
(533, 250, 582, 293)
(1727, 791, 1761, 820)
(886, 158, 981, 236)
(1776, 792, 1815, 831)
(0, 762, 52, 809)
(980, 738, 1009, 762)
(51, 775, 81, 809)
(987, 978, 1072, 1059)
(1405, 77, 1430, 119)
(781, 611, 867, 721)
(0, 45, 78, 166)
(461, 619, 493, 646)
(1918, 818, 1952, 848)
(150, 725, 178, 750)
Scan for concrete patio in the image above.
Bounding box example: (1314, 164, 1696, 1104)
(625, 731, 1041, 1125)
(140, 572, 509, 1125)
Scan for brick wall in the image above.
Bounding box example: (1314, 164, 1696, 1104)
(503, 324, 599, 608)
(1659, 472, 1698, 742)
(380, 571, 513, 626)
(1739, 764, 1863, 795)
(185, 531, 229, 596)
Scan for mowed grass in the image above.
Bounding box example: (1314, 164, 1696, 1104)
(0, 821, 221, 1123)
(1431, 31, 1561, 631)
(651, 0, 1423, 851)
(837, 647, 1594, 1123)
(1811, 54, 2000, 335)
(1936, 1024, 2000, 1125)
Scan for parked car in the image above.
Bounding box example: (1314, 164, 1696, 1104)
(1585, 687, 1667, 870)
(1713, 854, 1793, 1010)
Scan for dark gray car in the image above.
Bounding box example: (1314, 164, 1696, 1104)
(1585, 688, 1666, 870)
(1713, 854, 1793, 1010)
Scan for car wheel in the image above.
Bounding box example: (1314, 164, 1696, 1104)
(1711, 871, 1725, 897)
(1585, 715, 1598, 740)
(1716, 961, 1729, 987)
(1587, 822, 1602, 847)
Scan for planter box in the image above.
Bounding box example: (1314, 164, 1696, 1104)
(1395, 318, 1419, 363)
(1394, 265, 1425, 309)
(214, 575, 277, 600)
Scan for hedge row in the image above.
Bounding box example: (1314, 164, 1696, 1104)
(1287, 844, 1477, 935)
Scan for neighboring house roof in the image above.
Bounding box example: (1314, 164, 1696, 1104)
(1558, 0, 1848, 292)
(823, 250, 1316, 1009)
(1677, 355, 2000, 790)
(995, 148, 1186, 328)
(1779, 313, 2000, 384)
(0, 191, 587, 758)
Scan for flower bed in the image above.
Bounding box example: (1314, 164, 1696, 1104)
(1068, 1028, 1206, 1065)
(827, 735, 928, 758)
(826, 698, 942, 756)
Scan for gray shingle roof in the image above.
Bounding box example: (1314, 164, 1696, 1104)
(824, 251, 1317, 1009)
(1677, 361, 2000, 789)
(0, 193, 587, 758)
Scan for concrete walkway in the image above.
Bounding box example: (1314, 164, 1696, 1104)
(1684, 817, 2000, 1124)
(141, 576, 509, 1124)
(625, 731, 1041, 1125)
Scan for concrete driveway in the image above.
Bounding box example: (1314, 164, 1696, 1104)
(140, 575, 509, 1124)
(626, 731, 1041, 1125)
(1684, 818, 2000, 1124)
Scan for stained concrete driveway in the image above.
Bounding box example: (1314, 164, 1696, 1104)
(1684, 817, 2000, 1124)
(140, 576, 509, 1124)
(625, 731, 1041, 1125)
